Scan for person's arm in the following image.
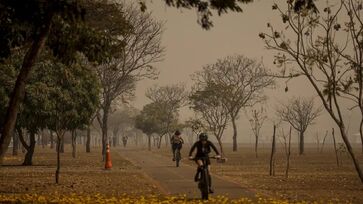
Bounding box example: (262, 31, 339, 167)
(209, 141, 220, 155)
(189, 142, 197, 156)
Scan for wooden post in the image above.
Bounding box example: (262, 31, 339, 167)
(285, 126, 292, 178)
(332, 128, 339, 167)
(269, 125, 276, 176)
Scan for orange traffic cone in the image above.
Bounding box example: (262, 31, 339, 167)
(105, 144, 112, 170)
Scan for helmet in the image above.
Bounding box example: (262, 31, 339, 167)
(175, 130, 181, 135)
(199, 133, 208, 141)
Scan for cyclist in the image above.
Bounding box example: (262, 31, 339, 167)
(189, 132, 221, 193)
(171, 130, 184, 161)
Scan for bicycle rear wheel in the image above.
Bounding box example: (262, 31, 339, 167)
(199, 168, 209, 200)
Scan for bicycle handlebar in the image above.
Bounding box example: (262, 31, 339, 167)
(189, 155, 223, 160)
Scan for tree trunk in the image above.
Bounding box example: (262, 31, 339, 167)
(148, 135, 151, 151)
(216, 137, 225, 156)
(41, 131, 46, 148)
(269, 125, 276, 176)
(255, 135, 259, 158)
(37, 134, 41, 146)
(231, 117, 238, 152)
(101, 104, 110, 161)
(320, 130, 328, 153)
(157, 136, 162, 149)
(360, 118, 363, 154)
(12, 131, 19, 156)
(0, 11, 53, 165)
(60, 134, 64, 153)
(299, 131, 304, 155)
(113, 135, 117, 147)
(50, 131, 54, 149)
(332, 128, 339, 167)
(338, 126, 363, 183)
(71, 130, 77, 158)
(23, 132, 36, 166)
(86, 126, 91, 153)
(55, 131, 62, 184)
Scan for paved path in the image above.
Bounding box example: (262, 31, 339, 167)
(118, 148, 256, 200)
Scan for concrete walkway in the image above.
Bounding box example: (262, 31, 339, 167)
(118, 148, 256, 199)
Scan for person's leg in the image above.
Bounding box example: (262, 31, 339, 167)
(172, 144, 176, 160)
(194, 159, 203, 181)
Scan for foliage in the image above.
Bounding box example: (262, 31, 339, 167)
(0, 0, 128, 63)
(141, 0, 253, 29)
(189, 83, 229, 154)
(145, 84, 187, 136)
(0, 49, 100, 133)
(135, 102, 172, 136)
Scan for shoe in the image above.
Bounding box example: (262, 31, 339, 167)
(209, 188, 214, 194)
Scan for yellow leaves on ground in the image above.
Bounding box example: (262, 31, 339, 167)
(0, 194, 349, 204)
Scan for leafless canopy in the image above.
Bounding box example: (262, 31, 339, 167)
(194, 55, 274, 116)
(276, 97, 322, 134)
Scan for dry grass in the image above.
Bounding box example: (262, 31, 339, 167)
(154, 143, 363, 203)
(0, 145, 160, 197)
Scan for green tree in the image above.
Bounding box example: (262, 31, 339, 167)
(135, 103, 165, 151)
(189, 84, 229, 156)
(0, 0, 127, 164)
(145, 84, 187, 147)
(45, 55, 100, 184)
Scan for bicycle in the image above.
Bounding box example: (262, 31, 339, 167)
(175, 148, 181, 167)
(190, 155, 220, 200)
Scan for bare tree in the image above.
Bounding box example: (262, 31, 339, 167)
(276, 97, 321, 155)
(332, 1, 363, 154)
(146, 83, 188, 147)
(97, 3, 164, 159)
(260, 0, 363, 182)
(280, 126, 292, 178)
(247, 107, 267, 158)
(193, 55, 274, 151)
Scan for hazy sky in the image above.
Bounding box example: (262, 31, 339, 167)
(130, 0, 360, 144)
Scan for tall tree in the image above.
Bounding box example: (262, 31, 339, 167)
(276, 97, 321, 155)
(247, 107, 267, 158)
(260, 0, 363, 182)
(96, 2, 164, 159)
(0, 0, 127, 165)
(135, 102, 167, 151)
(194, 55, 273, 151)
(45, 55, 100, 184)
(189, 84, 229, 155)
(146, 84, 188, 146)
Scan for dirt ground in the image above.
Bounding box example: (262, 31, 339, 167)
(1, 142, 363, 203)
(0, 146, 160, 197)
(155, 143, 363, 203)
